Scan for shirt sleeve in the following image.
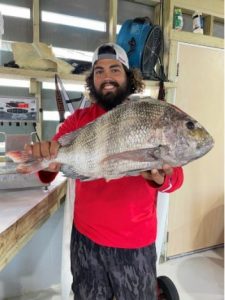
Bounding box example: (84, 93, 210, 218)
(147, 167, 184, 193)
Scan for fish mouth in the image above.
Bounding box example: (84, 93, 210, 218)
(197, 136, 214, 156)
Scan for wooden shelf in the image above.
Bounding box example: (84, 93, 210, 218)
(0, 67, 86, 84)
(173, 0, 224, 40)
(170, 30, 224, 49)
(162, 0, 224, 82)
(174, 0, 224, 19)
(144, 80, 176, 89)
(123, 0, 160, 7)
(0, 66, 176, 89)
(175, 7, 224, 23)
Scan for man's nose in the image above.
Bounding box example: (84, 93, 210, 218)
(102, 68, 114, 79)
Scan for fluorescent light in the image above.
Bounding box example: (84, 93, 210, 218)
(0, 79, 84, 91)
(42, 82, 85, 92)
(0, 142, 5, 152)
(43, 111, 71, 121)
(42, 11, 106, 32)
(0, 78, 29, 88)
(117, 24, 122, 34)
(52, 47, 93, 62)
(0, 4, 30, 19)
(43, 111, 60, 121)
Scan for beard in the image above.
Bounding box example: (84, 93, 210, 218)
(92, 80, 131, 111)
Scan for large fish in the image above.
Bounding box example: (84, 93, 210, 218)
(5, 97, 214, 181)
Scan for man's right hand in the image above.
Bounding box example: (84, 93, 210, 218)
(24, 140, 61, 172)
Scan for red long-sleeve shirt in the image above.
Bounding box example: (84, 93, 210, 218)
(39, 103, 183, 248)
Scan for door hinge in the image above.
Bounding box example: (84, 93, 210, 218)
(166, 231, 169, 243)
(176, 63, 179, 76)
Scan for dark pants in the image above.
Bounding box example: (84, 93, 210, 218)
(70, 226, 157, 300)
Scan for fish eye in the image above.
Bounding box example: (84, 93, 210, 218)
(186, 121, 195, 130)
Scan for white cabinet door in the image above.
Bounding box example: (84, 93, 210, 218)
(167, 43, 224, 257)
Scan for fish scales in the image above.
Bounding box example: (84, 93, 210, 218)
(54, 100, 161, 177)
(5, 97, 214, 180)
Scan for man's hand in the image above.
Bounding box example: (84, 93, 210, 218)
(24, 141, 61, 172)
(140, 164, 173, 185)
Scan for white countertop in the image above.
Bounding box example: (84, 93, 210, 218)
(0, 174, 67, 270)
(0, 174, 66, 233)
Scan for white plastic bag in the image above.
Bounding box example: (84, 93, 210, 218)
(61, 178, 75, 300)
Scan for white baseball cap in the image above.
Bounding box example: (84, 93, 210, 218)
(92, 43, 129, 69)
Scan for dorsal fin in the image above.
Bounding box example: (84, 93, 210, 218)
(58, 127, 83, 146)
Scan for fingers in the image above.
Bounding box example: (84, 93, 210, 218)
(140, 169, 164, 185)
(162, 164, 173, 176)
(149, 169, 165, 185)
(49, 141, 60, 158)
(24, 143, 33, 156)
(24, 141, 60, 160)
(140, 170, 164, 183)
(140, 170, 152, 181)
(140, 164, 174, 185)
(48, 162, 61, 172)
(24, 141, 61, 173)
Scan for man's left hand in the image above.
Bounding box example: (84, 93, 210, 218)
(140, 164, 173, 185)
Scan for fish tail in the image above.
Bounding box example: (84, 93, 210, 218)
(6, 150, 31, 163)
(16, 160, 50, 174)
(6, 150, 54, 174)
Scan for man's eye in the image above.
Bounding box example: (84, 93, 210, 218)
(112, 68, 120, 73)
(95, 70, 103, 75)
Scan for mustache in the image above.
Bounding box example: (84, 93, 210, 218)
(100, 80, 119, 89)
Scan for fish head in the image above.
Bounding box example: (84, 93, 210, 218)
(164, 105, 214, 166)
(127, 99, 214, 168)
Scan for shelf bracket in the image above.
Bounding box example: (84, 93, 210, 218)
(32, 0, 40, 44)
(29, 78, 42, 140)
(108, 0, 118, 43)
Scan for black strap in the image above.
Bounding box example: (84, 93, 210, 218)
(158, 80, 165, 101)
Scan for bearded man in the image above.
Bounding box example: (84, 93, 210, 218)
(23, 43, 183, 300)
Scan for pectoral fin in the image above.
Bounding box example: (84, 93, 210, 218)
(101, 145, 169, 163)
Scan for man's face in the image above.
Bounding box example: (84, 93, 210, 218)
(92, 59, 130, 111)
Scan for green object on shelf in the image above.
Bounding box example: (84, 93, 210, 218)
(174, 8, 183, 30)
